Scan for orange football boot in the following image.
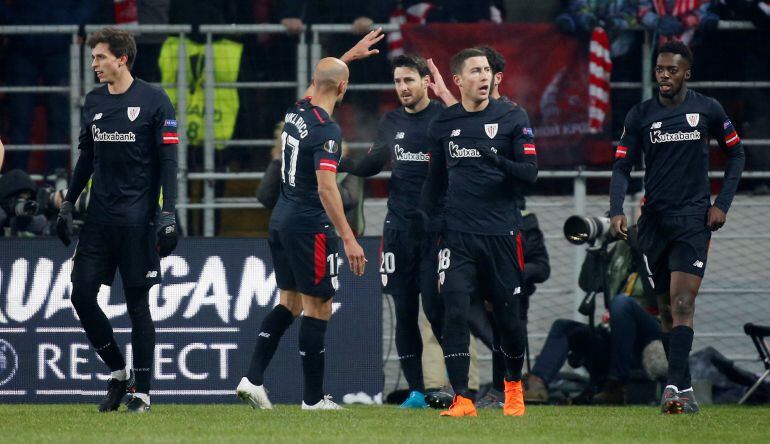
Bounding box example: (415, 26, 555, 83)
(504, 379, 526, 416)
(439, 394, 478, 417)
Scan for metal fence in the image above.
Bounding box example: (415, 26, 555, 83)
(1, 22, 768, 392)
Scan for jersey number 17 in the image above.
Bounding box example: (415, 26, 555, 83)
(280, 131, 300, 186)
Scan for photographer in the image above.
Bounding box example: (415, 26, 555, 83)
(524, 225, 664, 404)
(0, 169, 64, 237)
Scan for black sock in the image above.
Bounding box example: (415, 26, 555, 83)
(71, 281, 125, 371)
(441, 292, 471, 398)
(667, 325, 693, 389)
(501, 346, 525, 383)
(246, 304, 295, 385)
(392, 292, 424, 392)
(492, 329, 504, 392)
(299, 316, 327, 405)
(661, 331, 671, 360)
(125, 286, 154, 394)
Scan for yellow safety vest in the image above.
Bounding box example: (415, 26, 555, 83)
(159, 36, 243, 148)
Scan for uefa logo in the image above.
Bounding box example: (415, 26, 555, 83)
(0, 339, 18, 386)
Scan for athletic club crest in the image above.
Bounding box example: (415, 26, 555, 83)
(484, 123, 498, 139)
(127, 107, 141, 122)
(686, 113, 699, 127)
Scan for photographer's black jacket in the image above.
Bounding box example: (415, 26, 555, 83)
(65, 79, 178, 226)
(610, 90, 744, 217)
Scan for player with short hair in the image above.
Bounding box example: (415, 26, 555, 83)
(421, 48, 538, 417)
(56, 26, 179, 413)
(609, 40, 745, 414)
(236, 30, 383, 411)
(338, 53, 445, 409)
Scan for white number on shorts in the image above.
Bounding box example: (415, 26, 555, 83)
(437, 248, 451, 272)
(327, 253, 340, 276)
(380, 251, 395, 274)
(280, 131, 300, 187)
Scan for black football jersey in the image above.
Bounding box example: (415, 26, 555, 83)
(270, 98, 342, 233)
(79, 79, 178, 225)
(373, 100, 443, 230)
(610, 90, 745, 217)
(426, 98, 537, 235)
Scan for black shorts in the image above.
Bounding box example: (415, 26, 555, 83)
(637, 213, 711, 294)
(380, 228, 430, 295)
(437, 230, 524, 304)
(269, 227, 339, 300)
(71, 222, 161, 288)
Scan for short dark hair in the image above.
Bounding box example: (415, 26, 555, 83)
(450, 48, 487, 75)
(657, 41, 693, 68)
(475, 45, 505, 75)
(87, 27, 137, 69)
(391, 54, 430, 77)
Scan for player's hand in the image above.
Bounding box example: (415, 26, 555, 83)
(351, 16, 373, 34)
(343, 237, 367, 277)
(281, 18, 304, 35)
(340, 27, 384, 64)
(427, 58, 458, 105)
(611, 214, 628, 240)
(477, 146, 505, 168)
(156, 211, 178, 257)
(707, 206, 726, 231)
(55, 201, 74, 246)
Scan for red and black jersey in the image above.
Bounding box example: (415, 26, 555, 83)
(270, 98, 342, 233)
(610, 90, 745, 217)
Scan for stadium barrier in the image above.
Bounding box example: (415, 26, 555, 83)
(0, 238, 383, 403)
(1, 21, 769, 394)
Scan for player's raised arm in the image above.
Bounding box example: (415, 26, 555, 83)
(301, 28, 384, 99)
(609, 107, 643, 239)
(427, 58, 458, 106)
(707, 98, 745, 230)
(340, 27, 384, 64)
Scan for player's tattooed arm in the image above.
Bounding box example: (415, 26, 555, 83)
(427, 58, 458, 106)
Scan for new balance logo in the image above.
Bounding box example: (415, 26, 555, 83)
(258, 332, 270, 338)
(693, 260, 704, 269)
(451, 129, 461, 137)
(651, 121, 662, 129)
(146, 271, 158, 278)
(513, 287, 521, 295)
(395, 132, 404, 139)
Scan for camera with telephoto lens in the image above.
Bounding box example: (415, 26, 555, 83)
(9, 195, 38, 216)
(563, 215, 614, 245)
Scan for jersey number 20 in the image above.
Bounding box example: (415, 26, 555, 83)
(280, 131, 300, 186)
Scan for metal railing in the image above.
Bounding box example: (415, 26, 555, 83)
(0, 25, 81, 167)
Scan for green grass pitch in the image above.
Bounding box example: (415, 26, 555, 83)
(1, 404, 769, 443)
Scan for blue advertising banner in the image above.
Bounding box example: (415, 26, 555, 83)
(0, 238, 383, 404)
